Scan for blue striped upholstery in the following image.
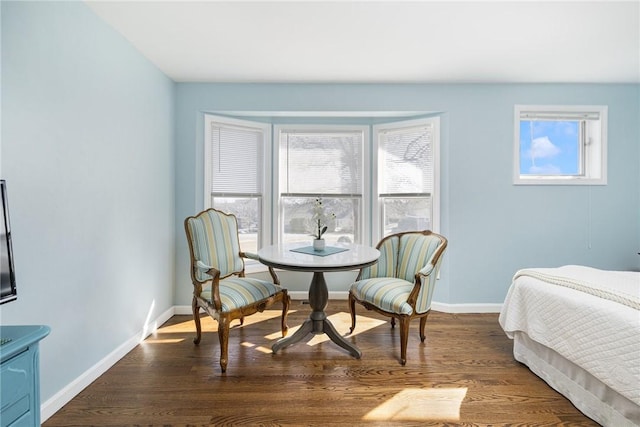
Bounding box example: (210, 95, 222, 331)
(358, 235, 399, 280)
(396, 234, 441, 282)
(351, 232, 445, 315)
(350, 277, 414, 315)
(186, 210, 244, 282)
(200, 277, 281, 313)
(414, 249, 445, 314)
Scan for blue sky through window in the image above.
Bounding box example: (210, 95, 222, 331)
(519, 120, 580, 175)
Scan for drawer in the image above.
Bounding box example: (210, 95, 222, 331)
(1, 350, 33, 427)
(2, 396, 31, 427)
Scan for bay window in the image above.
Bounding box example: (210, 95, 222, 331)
(203, 114, 439, 256)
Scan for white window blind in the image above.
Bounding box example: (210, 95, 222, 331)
(518, 111, 601, 121)
(280, 131, 363, 196)
(204, 115, 270, 260)
(209, 123, 262, 195)
(379, 124, 434, 196)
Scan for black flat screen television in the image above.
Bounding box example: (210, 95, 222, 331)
(1, 180, 17, 304)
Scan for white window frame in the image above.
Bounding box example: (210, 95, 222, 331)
(273, 124, 371, 246)
(203, 114, 272, 269)
(514, 105, 607, 185)
(372, 117, 440, 244)
(201, 115, 441, 272)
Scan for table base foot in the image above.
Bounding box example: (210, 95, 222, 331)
(272, 319, 313, 353)
(272, 318, 361, 359)
(322, 318, 362, 358)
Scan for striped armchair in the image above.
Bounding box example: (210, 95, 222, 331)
(348, 230, 447, 365)
(184, 208, 290, 373)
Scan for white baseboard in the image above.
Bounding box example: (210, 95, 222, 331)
(40, 306, 176, 422)
(42, 297, 502, 421)
(173, 305, 194, 315)
(430, 302, 502, 313)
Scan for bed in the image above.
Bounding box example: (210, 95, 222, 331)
(499, 265, 640, 427)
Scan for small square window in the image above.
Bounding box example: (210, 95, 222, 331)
(514, 105, 607, 185)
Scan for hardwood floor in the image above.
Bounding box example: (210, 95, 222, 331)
(44, 302, 598, 426)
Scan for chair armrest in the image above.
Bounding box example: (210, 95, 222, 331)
(418, 263, 435, 277)
(239, 252, 280, 286)
(241, 251, 259, 261)
(196, 260, 221, 276)
(196, 260, 212, 270)
(195, 261, 222, 310)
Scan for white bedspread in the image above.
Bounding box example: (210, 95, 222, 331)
(499, 265, 640, 406)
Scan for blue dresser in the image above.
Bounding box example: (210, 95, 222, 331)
(0, 325, 50, 427)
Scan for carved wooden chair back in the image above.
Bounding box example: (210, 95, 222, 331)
(184, 208, 290, 373)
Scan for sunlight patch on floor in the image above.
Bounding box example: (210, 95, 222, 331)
(239, 341, 272, 353)
(156, 309, 297, 334)
(265, 312, 387, 346)
(231, 309, 298, 328)
(363, 388, 467, 422)
(149, 310, 384, 353)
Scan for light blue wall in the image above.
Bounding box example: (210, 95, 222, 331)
(175, 83, 640, 305)
(1, 1, 175, 404)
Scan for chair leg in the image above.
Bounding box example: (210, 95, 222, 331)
(348, 292, 357, 333)
(391, 317, 396, 328)
(399, 317, 410, 366)
(218, 316, 230, 373)
(192, 296, 202, 345)
(281, 292, 290, 337)
(419, 314, 429, 342)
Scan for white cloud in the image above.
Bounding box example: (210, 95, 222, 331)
(528, 136, 560, 159)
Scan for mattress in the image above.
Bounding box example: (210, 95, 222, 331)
(499, 265, 640, 426)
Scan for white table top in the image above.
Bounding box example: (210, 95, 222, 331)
(258, 243, 380, 272)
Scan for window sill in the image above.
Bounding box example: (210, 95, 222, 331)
(514, 176, 607, 186)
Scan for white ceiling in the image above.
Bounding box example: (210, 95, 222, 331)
(86, 1, 640, 84)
